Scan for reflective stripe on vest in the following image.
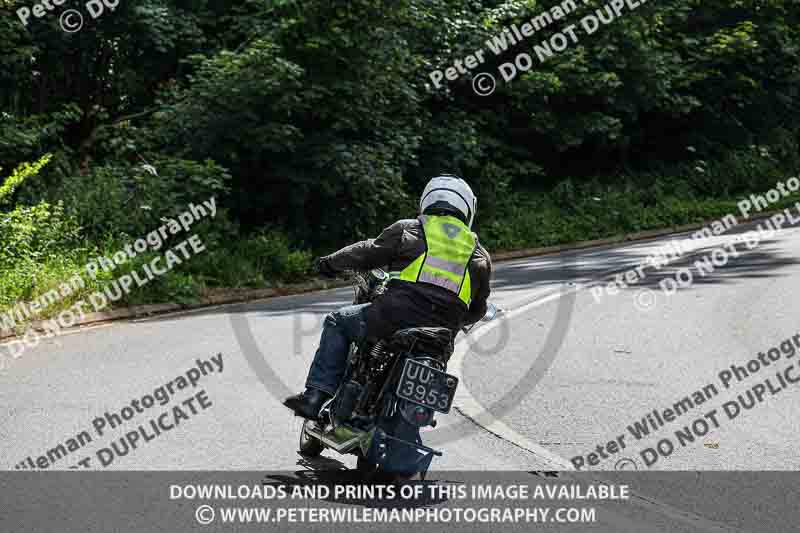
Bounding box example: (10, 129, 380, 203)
(398, 215, 477, 305)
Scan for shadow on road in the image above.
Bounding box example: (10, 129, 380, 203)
(260, 455, 451, 509)
(490, 219, 799, 294)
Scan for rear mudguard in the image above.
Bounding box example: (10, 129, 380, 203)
(364, 410, 440, 478)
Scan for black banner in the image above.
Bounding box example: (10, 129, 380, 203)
(1, 471, 793, 532)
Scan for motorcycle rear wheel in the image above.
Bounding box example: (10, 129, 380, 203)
(356, 455, 379, 475)
(299, 419, 325, 457)
(356, 456, 421, 482)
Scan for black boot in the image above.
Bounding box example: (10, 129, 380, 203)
(283, 388, 332, 419)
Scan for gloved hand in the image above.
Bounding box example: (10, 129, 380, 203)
(314, 256, 338, 279)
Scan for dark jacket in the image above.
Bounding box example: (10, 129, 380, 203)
(324, 217, 492, 340)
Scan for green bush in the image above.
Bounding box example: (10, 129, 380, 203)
(0, 154, 88, 310)
(53, 157, 231, 239)
(0, 201, 83, 266)
(186, 230, 313, 288)
(481, 140, 800, 253)
(0, 154, 53, 206)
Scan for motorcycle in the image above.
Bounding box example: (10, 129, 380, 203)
(297, 268, 498, 480)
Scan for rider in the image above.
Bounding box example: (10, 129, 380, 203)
(283, 175, 492, 419)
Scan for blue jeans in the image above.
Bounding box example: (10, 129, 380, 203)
(305, 304, 370, 396)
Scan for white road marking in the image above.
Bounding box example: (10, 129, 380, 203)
(449, 237, 771, 533)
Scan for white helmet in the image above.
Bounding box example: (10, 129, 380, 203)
(419, 174, 477, 228)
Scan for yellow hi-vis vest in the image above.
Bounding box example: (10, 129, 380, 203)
(398, 215, 477, 306)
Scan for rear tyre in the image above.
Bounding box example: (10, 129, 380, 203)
(299, 419, 324, 457)
(391, 471, 422, 483)
(356, 456, 420, 483)
(356, 455, 378, 475)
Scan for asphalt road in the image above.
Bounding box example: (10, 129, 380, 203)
(2, 215, 800, 532)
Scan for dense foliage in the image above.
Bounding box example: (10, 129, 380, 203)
(0, 0, 798, 317)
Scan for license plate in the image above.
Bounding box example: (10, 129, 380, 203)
(396, 359, 459, 413)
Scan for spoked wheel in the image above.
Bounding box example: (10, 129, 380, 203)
(299, 419, 325, 457)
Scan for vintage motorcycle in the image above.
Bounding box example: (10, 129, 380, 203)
(297, 268, 497, 479)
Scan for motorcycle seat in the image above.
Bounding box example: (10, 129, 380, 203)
(387, 327, 454, 360)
